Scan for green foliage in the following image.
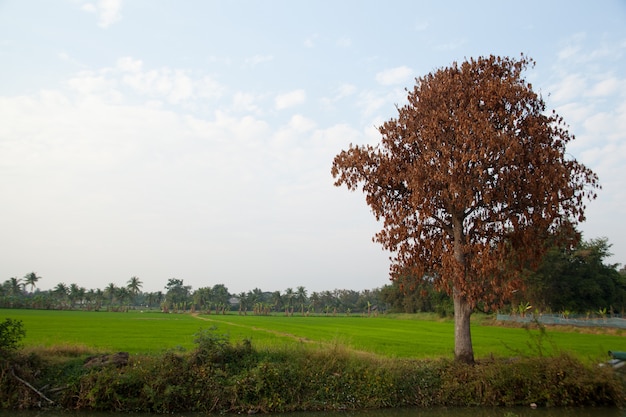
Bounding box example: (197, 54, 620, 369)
(380, 280, 453, 316)
(523, 237, 626, 313)
(0, 316, 622, 411)
(190, 326, 255, 369)
(4, 339, 622, 412)
(0, 318, 25, 355)
(438, 354, 622, 407)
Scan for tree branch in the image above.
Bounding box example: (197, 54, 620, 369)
(11, 367, 54, 405)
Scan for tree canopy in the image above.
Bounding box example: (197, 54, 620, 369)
(332, 54, 599, 363)
(523, 237, 626, 313)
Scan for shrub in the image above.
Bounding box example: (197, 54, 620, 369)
(0, 318, 25, 355)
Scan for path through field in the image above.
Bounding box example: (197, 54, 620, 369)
(191, 313, 388, 358)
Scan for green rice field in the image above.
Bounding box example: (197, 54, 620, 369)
(2, 308, 624, 360)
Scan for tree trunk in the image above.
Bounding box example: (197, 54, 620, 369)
(451, 213, 474, 364)
(453, 289, 474, 363)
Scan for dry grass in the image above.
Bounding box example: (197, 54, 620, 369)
(23, 343, 103, 364)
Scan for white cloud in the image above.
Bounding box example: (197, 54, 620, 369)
(81, 0, 123, 28)
(117, 61, 224, 103)
(67, 72, 116, 95)
(414, 20, 429, 31)
(548, 73, 587, 103)
(433, 38, 468, 51)
(586, 77, 623, 98)
(336, 84, 357, 98)
(336, 37, 352, 48)
(275, 89, 306, 110)
(321, 84, 357, 110)
(287, 114, 316, 133)
(232, 91, 260, 113)
(245, 54, 274, 67)
(117, 57, 142, 72)
(304, 34, 318, 48)
(375, 66, 413, 86)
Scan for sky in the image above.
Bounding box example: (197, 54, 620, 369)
(1, 1, 625, 295)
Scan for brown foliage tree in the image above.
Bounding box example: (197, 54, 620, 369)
(331, 55, 599, 363)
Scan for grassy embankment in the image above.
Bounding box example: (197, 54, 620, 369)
(1, 309, 624, 412)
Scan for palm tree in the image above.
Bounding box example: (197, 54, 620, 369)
(246, 289, 259, 307)
(193, 287, 212, 312)
(93, 288, 105, 310)
(271, 290, 283, 313)
(126, 276, 143, 307)
(296, 286, 308, 315)
(238, 292, 248, 315)
(116, 287, 131, 311)
(146, 292, 156, 308)
(284, 287, 295, 316)
(69, 283, 85, 309)
(104, 283, 117, 307)
(53, 282, 69, 309)
(309, 291, 320, 314)
(84, 289, 95, 310)
(23, 272, 41, 293)
(7, 277, 24, 296)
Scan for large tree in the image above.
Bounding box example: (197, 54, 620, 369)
(332, 55, 599, 363)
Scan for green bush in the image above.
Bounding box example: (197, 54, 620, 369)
(0, 318, 25, 355)
(2, 331, 624, 412)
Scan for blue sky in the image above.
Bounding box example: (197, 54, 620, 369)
(1, 1, 625, 294)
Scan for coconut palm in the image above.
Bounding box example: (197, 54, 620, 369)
(69, 283, 85, 309)
(53, 282, 69, 308)
(296, 286, 308, 315)
(23, 272, 41, 293)
(126, 276, 143, 307)
(116, 286, 131, 311)
(309, 291, 320, 314)
(284, 287, 295, 315)
(271, 290, 283, 313)
(238, 292, 248, 315)
(104, 283, 117, 307)
(6, 277, 24, 297)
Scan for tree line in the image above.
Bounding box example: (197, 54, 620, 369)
(1, 236, 623, 316)
(0, 273, 387, 316)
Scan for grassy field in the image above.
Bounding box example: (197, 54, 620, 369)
(2, 308, 624, 360)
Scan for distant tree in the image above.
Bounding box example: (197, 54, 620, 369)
(53, 282, 69, 308)
(116, 286, 131, 310)
(309, 291, 321, 313)
(165, 278, 191, 310)
(23, 272, 41, 293)
(69, 283, 85, 309)
(127, 276, 143, 305)
(5, 277, 23, 297)
(271, 291, 283, 312)
(94, 288, 105, 310)
(320, 290, 338, 314)
(211, 284, 230, 314)
(104, 283, 117, 307)
(332, 55, 599, 363)
(283, 287, 295, 315)
(523, 237, 626, 313)
(296, 286, 308, 315)
(246, 288, 260, 309)
(146, 292, 156, 308)
(336, 289, 359, 313)
(237, 292, 248, 315)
